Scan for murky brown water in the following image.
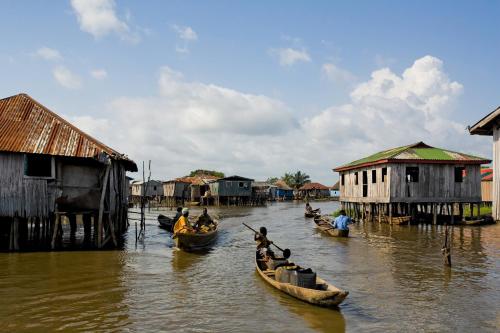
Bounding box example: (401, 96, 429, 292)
(0, 201, 499, 332)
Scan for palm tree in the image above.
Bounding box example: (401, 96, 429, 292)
(281, 173, 295, 188)
(292, 171, 311, 189)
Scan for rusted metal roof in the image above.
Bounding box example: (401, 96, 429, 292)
(299, 182, 329, 190)
(0, 93, 137, 171)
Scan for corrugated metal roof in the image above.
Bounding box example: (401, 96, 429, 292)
(481, 167, 493, 181)
(0, 93, 136, 171)
(334, 142, 490, 172)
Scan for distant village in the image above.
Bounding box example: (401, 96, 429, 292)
(0, 93, 498, 252)
(129, 170, 340, 207)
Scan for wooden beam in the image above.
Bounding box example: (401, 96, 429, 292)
(97, 164, 111, 248)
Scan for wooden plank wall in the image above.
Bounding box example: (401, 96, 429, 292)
(481, 181, 492, 202)
(0, 153, 50, 218)
(212, 180, 252, 197)
(339, 165, 391, 203)
(493, 127, 500, 220)
(389, 163, 481, 202)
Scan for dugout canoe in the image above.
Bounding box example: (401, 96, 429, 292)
(173, 224, 218, 251)
(305, 211, 320, 218)
(255, 254, 348, 307)
(313, 216, 349, 237)
(158, 214, 175, 232)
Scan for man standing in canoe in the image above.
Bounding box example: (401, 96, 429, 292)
(332, 210, 352, 231)
(173, 208, 193, 235)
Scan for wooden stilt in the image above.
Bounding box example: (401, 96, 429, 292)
(97, 164, 111, 248)
(433, 203, 437, 225)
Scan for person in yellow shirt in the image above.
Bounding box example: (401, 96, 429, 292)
(173, 208, 193, 235)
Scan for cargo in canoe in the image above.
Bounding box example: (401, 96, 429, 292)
(173, 224, 218, 251)
(158, 214, 175, 232)
(305, 211, 320, 218)
(255, 254, 348, 307)
(313, 216, 349, 237)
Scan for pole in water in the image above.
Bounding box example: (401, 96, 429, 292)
(442, 224, 451, 267)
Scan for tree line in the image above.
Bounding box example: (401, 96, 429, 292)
(266, 171, 311, 189)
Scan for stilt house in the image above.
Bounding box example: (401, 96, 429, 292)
(163, 179, 191, 206)
(333, 142, 489, 223)
(209, 175, 254, 205)
(298, 182, 330, 199)
(130, 180, 163, 199)
(275, 180, 294, 200)
(252, 181, 277, 201)
(469, 109, 500, 220)
(0, 93, 137, 250)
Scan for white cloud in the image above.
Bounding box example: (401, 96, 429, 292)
(53, 66, 82, 89)
(322, 63, 356, 84)
(172, 24, 198, 41)
(172, 24, 197, 54)
(271, 48, 311, 66)
(34, 47, 62, 61)
(70, 0, 138, 42)
(70, 56, 489, 184)
(90, 69, 108, 79)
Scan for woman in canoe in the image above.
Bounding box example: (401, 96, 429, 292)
(173, 208, 194, 235)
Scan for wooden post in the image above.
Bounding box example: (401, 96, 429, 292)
(378, 204, 382, 223)
(83, 214, 92, 245)
(433, 203, 437, 225)
(69, 214, 77, 244)
(51, 213, 60, 250)
(9, 216, 19, 251)
(389, 203, 393, 224)
(97, 164, 111, 248)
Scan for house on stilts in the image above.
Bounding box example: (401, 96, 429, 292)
(209, 175, 255, 206)
(333, 142, 489, 224)
(469, 108, 500, 220)
(0, 93, 137, 251)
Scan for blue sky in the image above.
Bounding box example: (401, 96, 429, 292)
(1, 1, 499, 183)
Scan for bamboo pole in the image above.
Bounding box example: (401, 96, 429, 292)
(97, 164, 111, 248)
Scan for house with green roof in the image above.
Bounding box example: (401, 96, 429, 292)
(333, 142, 490, 223)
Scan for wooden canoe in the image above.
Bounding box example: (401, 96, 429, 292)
(382, 215, 411, 225)
(255, 254, 348, 307)
(173, 224, 218, 251)
(313, 216, 349, 237)
(158, 214, 175, 232)
(305, 211, 320, 218)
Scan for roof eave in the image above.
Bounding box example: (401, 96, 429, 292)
(469, 106, 500, 136)
(334, 158, 491, 172)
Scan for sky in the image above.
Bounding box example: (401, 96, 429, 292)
(1, 0, 499, 184)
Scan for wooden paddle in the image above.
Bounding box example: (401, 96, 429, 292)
(242, 223, 286, 252)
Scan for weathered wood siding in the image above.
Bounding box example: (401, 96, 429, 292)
(481, 181, 492, 202)
(163, 182, 189, 198)
(0, 153, 51, 217)
(493, 127, 500, 219)
(131, 181, 163, 197)
(210, 180, 252, 197)
(389, 163, 481, 203)
(0, 152, 130, 219)
(339, 165, 391, 203)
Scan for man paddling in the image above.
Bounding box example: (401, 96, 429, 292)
(305, 203, 320, 214)
(332, 210, 352, 231)
(254, 226, 274, 259)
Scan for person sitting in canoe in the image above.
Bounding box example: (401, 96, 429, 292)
(255, 226, 274, 259)
(195, 208, 216, 232)
(332, 210, 351, 231)
(173, 208, 194, 235)
(173, 206, 182, 222)
(305, 203, 320, 214)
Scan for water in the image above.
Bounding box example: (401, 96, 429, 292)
(0, 201, 499, 332)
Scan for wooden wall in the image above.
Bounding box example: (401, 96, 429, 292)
(163, 182, 189, 198)
(481, 181, 492, 202)
(131, 181, 163, 197)
(493, 127, 500, 220)
(389, 163, 481, 203)
(339, 163, 482, 203)
(0, 152, 130, 219)
(210, 180, 252, 197)
(339, 165, 391, 203)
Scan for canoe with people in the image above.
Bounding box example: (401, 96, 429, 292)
(173, 207, 218, 251)
(243, 223, 348, 307)
(304, 203, 321, 218)
(313, 215, 349, 237)
(158, 206, 183, 232)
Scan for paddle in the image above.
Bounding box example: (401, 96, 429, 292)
(242, 223, 286, 253)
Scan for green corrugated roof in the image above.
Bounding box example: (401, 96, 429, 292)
(336, 142, 488, 170)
